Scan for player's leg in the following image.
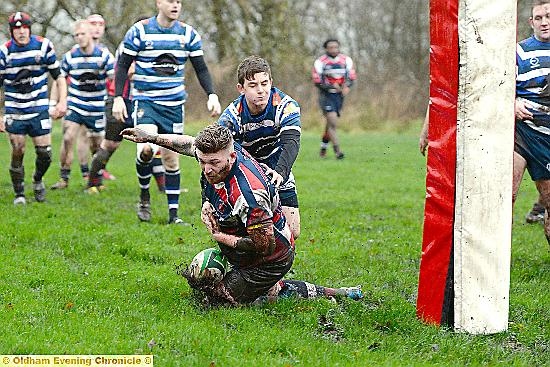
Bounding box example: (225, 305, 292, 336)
(325, 111, 343, 159)
(535, 180, 550, 247)
(76, 124, 90, 180)
(135, 125, 158, 222)
(51, 119, 80, 189)
(512, 151, 527, 205)
(319, 93, 331, 158)
(152, 151, 166, 192)
(8, 133, 27, 204)
(30, 131, 52, 203)
(277, 280, 363, 300)
(525, 194, 545, 224)
(161, 148, 185, 224)
(279, 173, 300, 239)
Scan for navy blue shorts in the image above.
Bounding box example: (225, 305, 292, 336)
(65, 108, 106, 133)
(319, 92, 343, 117)
(5, 110, 51, 137)
(104, 96, 133, 142)
(515, 120, 550, 180)
(133, 100, 185, 134)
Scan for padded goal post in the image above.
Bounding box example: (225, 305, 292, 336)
(417, 0, 517, 333)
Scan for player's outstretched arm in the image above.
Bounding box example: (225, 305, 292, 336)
(121, 128, 196, 156)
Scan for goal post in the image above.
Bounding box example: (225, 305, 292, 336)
(417, 0, 517, 334)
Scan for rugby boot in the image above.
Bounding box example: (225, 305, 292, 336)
(33, 181, 46, 202)
(525, 202, 545, 224)
(137, 201, 152, 222)
(13, 195, 26, 205)
(102, 169, 116, 180)
(341, 286, 363, 300)
(168, 216, 190, 226)
(50, 179, 68, 190)
(336, 152, 345, 160)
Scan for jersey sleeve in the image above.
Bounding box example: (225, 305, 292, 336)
(186, 25, 204, 57)
(60, 53, 70, 78)
(122, 24, 142, 57)
(279, 99, 301, 132)
(44, 39, 60, 70)
(232, 189, 274, 229)
(104, 49, 116, 77)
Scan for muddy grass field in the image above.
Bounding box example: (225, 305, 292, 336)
(0, 122, 548, 366)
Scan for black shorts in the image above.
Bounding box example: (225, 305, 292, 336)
(515, 120, 550, 181)
(319, 91, 344, 117)
(223, 250, 294, 304)
(104, 96, 133, 142)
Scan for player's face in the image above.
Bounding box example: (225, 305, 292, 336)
(12, 26, 30, 46)
(74, 24, 92, 49)
(157, 0, 182, 22)
(196, 148, 236, 185)
(88, 20, 105, 41)
(531, 4, 550, 42)
(325, 41, 340, 57)
(237, 72, 272, 114)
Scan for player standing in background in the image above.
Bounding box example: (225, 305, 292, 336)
(0, 12, 67, 204)
(50, 20, 114, 189)
(312, 38, 356, 159)
(113, 0, 221, 224)
(218, 56, 302, 239)
(514, 0, 550, 246)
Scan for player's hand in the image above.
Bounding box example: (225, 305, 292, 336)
(53, 100, 67, 119)
(419, 135, 428, 156)
(342, 85, 350, 96)
(259, 164, 284, 188)
(0, 116, 5, 133)
(120, 127, 156, 143)
(112, 96, 128, 122)
(207, 94, 221, 117)
(515, 99, 533, 121)
(201, 201, 219, 234)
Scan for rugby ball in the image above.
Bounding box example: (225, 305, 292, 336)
(188, 248, 229, 282)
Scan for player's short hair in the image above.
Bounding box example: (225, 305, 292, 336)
(87, 14, 105, 25)
(532, 0, 550, 10)
(74, 19, 90, 32)
(323, 38, 339, 48)
(195, 125, 234, 154)
(237, 55, 272, 85)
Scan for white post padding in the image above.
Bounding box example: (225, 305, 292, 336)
(454, 0, 517, 334)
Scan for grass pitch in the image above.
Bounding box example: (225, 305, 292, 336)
(0, 122, 548, 366)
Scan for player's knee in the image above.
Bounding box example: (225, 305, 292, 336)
(35, 145, 52, 164)
(138, 145, 154, 163)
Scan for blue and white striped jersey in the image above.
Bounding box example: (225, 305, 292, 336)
(121, 16, 204, 105)
(516, 35, 550, 132)
(0, 35, 59, 119)
(218, 87, 301, 169)
(61, 45, 114, 118)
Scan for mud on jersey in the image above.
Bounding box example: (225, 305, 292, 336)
(218, 87, 301, 169)
(121, 16, 204, 104)
(0, 35, 59, 118)
(202, 143, 294, 268)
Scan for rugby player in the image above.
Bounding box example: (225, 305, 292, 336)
(0, 12, 67, 204)
(50, 20, 114, 190)
(312, 39, 356, 159)
(112, 0, 221, 224)
(121, 124, 363, 305)
(218, 56, 302, 239)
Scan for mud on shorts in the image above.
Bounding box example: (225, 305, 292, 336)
(319, 91, 343, 117)
(133, 99, 185, 134)
(279, 171, 299, 208)
(5, 110, 51, 137)
(64, 108, 106, 133)
(223, 250, 294, 304)
(515, 120, 550, 181)
(104, 96, 133, 142)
